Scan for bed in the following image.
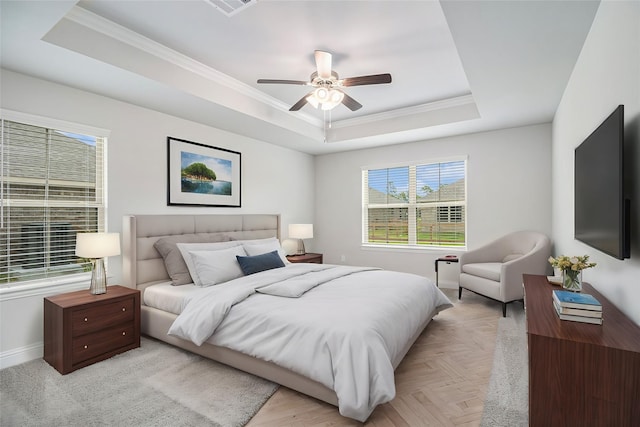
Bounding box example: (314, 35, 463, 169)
(122, 214, 452, 422)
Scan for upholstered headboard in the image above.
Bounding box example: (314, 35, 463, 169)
(122, 214, 280, 291)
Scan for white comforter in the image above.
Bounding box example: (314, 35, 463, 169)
(168, 264, 452, 421)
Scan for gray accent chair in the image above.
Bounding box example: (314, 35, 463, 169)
(458, 231, 551, 317)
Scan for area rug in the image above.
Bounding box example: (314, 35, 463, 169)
(480, 303, 529, 427)
(0, 337, 278, 427)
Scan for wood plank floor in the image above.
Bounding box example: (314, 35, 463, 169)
(247, 289, 503, 427)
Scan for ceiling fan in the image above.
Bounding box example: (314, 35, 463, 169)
(257, 50, 392, 112)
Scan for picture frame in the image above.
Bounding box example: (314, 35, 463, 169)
(167, 137, 241, 207)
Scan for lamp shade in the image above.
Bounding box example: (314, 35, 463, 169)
(288, 224, 313, 239)
(75, 233, 121, 259)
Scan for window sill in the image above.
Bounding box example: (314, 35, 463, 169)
(361, 244, 466, 254)
(0, 273, 92, 301)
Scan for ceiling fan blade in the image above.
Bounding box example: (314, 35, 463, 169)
(257, 79, 308, 85)
(341, 73, 392, 87)
(341, 92, 363, 111)
(314, 50, 332, 80)
(289, 92, 314, 111)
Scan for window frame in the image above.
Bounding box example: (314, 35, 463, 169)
(362, 156, 467, 251)
(1, 109, 110, 289)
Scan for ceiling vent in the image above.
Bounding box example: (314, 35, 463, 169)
(205, 0, 256, 17)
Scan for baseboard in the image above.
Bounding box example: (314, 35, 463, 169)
(0, 342, 43, 370)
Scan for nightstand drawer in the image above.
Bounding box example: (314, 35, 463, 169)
(72, 323, 135, 364)
(72, 298, 134, 337)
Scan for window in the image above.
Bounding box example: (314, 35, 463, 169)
(362, 159, 466, 248)
(1, 114, 107, 285)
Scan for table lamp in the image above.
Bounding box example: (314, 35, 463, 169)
(288, 224, 313, 255)
(75, 232, 121, 295)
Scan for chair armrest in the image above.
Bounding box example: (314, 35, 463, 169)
(500, 242, 551, 301)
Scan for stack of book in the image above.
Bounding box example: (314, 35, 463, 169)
(552, 290, 603, 324)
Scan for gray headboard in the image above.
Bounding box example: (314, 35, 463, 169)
(122, 214, 280, 290)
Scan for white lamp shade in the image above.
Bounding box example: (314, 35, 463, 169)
(314, 87, 329, 102)
(306, 95, 320, 109)
(75, 233, 121, 258)
(289, 224, 313, 239)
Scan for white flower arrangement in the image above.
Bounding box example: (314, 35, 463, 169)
(548, 255, 597, 272)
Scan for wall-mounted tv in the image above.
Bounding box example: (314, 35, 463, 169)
(574, 105, 630, 260)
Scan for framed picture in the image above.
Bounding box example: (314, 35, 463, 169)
(167, 137, 241, 207)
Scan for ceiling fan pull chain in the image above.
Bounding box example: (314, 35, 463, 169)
(323, 110, 328, 143)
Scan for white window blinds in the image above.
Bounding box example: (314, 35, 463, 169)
(1, 118, 106, 285)
(363, 159, 466, 248)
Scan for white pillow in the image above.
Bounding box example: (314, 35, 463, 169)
(188, 246, 247, 287)
(177, 241, 243, 286)
(243, 240, 290, 264)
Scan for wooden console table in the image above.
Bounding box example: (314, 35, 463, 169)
(523, 274, 640, 426)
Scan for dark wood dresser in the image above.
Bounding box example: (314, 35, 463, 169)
(523, 274, 640, 426)
(44, 285, 140, 374)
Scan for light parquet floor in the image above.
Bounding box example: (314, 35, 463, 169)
(247, 289, 503, 427)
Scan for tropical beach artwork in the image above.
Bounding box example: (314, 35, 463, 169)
(180, 151, 232, 195)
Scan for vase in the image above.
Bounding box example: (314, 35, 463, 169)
(562, 269, 582, 292)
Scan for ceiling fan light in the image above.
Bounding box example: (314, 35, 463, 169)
(329, 89, 344, 104)
(314, 87, 329, 102)
(306, 95, 320, 108)
(321, 102, 337, 111)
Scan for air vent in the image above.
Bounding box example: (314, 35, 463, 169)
(205, 0, 255, 17)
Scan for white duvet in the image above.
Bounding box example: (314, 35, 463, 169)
(168, 263, 452, 421)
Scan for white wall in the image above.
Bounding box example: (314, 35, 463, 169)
(551, 0, 640, 325)
(0, 70, 315, 367)
(314, 123, 553, 286)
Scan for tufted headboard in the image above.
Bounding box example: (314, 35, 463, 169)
(122, 214, 280, 291)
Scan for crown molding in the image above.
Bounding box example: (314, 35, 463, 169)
(64, 6, 321, 127)
(329, 94, 476, 129)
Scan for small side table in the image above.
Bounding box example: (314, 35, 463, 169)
(435, 255, 459, 287)
(287, 253, 323, 264)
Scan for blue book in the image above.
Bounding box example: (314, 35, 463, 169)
(552, 290, 602, 311)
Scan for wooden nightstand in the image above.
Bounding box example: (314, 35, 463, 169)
(287, 253, 323, 264)
(44, 285, 140, 375)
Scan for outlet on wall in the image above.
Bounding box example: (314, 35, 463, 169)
(340, 255, 346, 263)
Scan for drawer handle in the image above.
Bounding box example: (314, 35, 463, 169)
(122, 331, 126, 336)
(122, 307, 126, 312)
(84, 317, 88, 322)
(84, 345, 88, 349)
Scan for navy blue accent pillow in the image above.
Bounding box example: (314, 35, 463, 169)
(236, 250, 285, 275)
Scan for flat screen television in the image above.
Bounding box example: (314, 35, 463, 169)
(574, 104, 630, 260)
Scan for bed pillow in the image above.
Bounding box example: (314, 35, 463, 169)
(188, 245, 247, 287)
(243, 240, 290, 264)
(236, 250, 285, 276)
(154, 234, 231, 285)
(177, 241, 243, 287)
